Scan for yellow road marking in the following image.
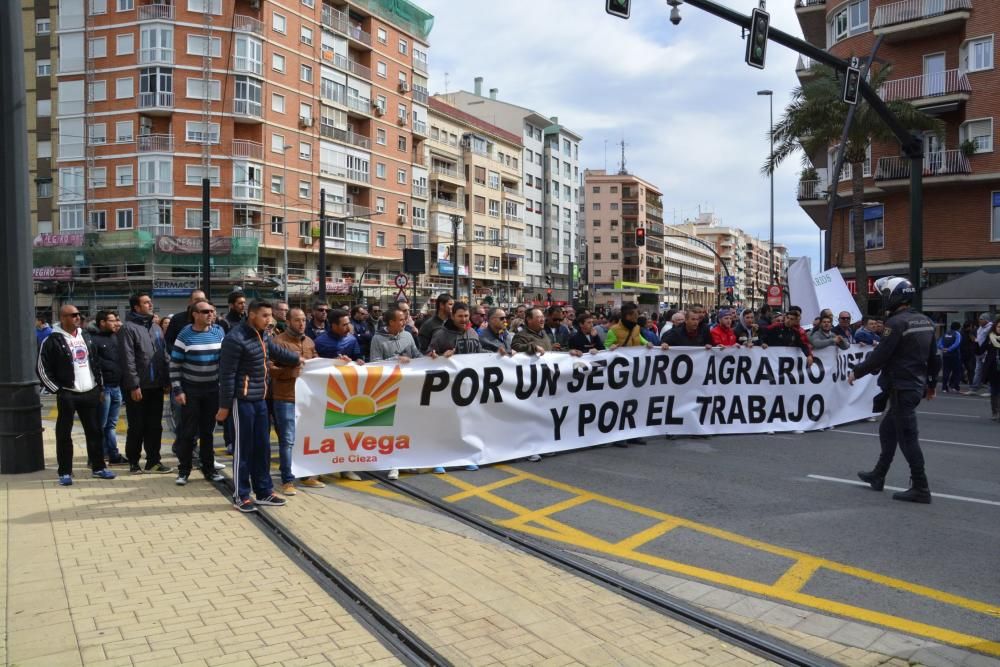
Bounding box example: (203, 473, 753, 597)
(773, 558, 824, 593)
(613, 519, 682, 552)
(441, 473, 528, 503)
(498, 494, 593, 529)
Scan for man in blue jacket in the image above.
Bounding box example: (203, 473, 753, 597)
(315, 308, 363, 361)
(937, 321, 962, 393)
(216, 300, 301, 513)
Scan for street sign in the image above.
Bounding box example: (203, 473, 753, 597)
(394, 273, 408, 289)
(766, 284, 782, 307)
(723, 275, 737, 288)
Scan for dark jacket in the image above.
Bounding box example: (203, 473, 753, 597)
(734, 321, 759, 346)
(417, 314, 446, 352)
(429, 320, 483, 355)
(853, 307, 940, 392)
(352, 317, 374, 359)
(854, 326, 880, 346)
(218, 322, 300, 405)
(37, 325, 103, 393)
(937, 330, 961, 358)
(761, 323, 813, 356)
(567, 330, 604, 353)
(92, 330, 122, 386)
(315, 331, 363, 360)
(832, 324, 855, 344)
(511, 326, 553, 354)
(119, 311, 169, 391)
(544, 324, 571, 349)
(479, 327, 514, 354)
(219, 308, 243, 334)
(164, 310, 191, 352)
(664, 325, 712, 347)
(305, 317, 328, 340)
(976, 337, 1000, 383)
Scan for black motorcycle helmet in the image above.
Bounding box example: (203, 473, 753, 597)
(875, 276, 916, 313)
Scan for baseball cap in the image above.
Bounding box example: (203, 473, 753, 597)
(980, 313, 991, 321)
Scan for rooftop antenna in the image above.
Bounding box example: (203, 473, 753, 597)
(617, 137, 628, 175)
(604, 139, 607, 172)
(444, 71, 450, 94)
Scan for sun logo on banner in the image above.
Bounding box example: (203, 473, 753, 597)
(325, 364, 402, 429)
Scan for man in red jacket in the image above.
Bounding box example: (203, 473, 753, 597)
(710, 309, 739, 347)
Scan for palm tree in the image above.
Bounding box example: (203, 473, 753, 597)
(765, 64, 942, 314)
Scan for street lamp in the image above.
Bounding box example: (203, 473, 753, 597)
(282, 144, 292, 299)
(757, 89, 775, 285)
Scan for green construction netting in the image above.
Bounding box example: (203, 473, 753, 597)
(354, 0, 434, 40)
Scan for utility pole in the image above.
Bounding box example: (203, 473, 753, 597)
(201, 178, 211, 298)
(0, 5, 44, 473)
(757, 90, 775, 284)
(450, 214, 460, 299)
(318, 188, 327, 302)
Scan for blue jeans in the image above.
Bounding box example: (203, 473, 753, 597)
(233, 399, 273, 501)
(98, 386, 122, 460)
(272, 400, 295, 484)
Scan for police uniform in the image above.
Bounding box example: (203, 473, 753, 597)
(852, 279, 940, 503)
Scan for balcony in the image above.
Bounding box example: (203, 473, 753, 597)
(345, 95, 372, 118)
(233, 14, 263, 34)
(139, 47, 174, 66)
(875, 150, 971, 181)
(431, 196, 463, 211)
(231, 139, 263, 160)
(794, 0, 826, 47)
(319, 125, 371, 150)
(795, 56, 820, 80)
(412, 84, 429, 105)
(503, 212, 523, 224)
(797, 179, 828, 201)
(138, 3, 173, 20)
(233, 98, 263, 122)
(413, 119, 428, 136)
(231, 227, 263, 242)
(502, 185, 523, 198)
(413, 57, 428, 75)
(320, 5, 371, 48)
(137, 133, 173, 152)
(328, 52, 371, 79)
(137, 91, 174, 114)
(430, 164, 463, 185)
(880, 69, 971, 108)
(346, 168, 369, 184)
(873, 0, 971, 42)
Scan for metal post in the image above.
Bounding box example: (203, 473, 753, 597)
(451, 215, 459, 300)
(0, 4, 44, 473)
(757, 90, 774, 284)
(568, 260, 574, 308)
(318, 188, 327, 302)
(679, 265, 684, 311)
(201, 178, 211, 299)
(909, 152, 924, 311)
(282, 145, 291, 299)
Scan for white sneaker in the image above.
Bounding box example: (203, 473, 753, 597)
(793, 430, 805, 434)
(214, 461, 226, 470)
(387, 468, 399, 480)
(527, 455, 541, 462)
(175, 475, 188, 486)
(341, 471, 363, 481)
(765, 431, 775, 435)
(866, 416, 879, 422)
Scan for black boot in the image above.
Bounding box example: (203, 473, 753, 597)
(857, 469, 886, 491)
(892, 475, 932, 504)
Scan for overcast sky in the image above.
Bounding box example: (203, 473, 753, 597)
(418, 0, 821, 264)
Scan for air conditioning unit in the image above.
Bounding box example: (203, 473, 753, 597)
(398, 82, 410, 93)
(396, 116, 407, 126)
(374, 106, 385, 117)
(299, 116, 313, 128)
(397, 215, 407, 224)
(302, 235, 314, 246)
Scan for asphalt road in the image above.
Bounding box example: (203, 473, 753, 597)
(402, 391, 1000, 647)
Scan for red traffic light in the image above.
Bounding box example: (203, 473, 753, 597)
(635, 227, 646, 247)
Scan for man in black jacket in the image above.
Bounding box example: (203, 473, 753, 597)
(216, 299, 301, 513)
(418, 292, 454, 352)
(119, 292, 173, 474)
(37, 304, 116, 485)
(93, 310, 127, 465)
(163, 289, 206, 351)
(218, 290, 246, 334)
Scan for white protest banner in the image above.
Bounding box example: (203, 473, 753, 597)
(291, 346, 879, 477)
(813, 267, 864, 325)
(787, 257, 820, 325)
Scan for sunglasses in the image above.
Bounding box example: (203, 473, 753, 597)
(66, 312, 81, 317)
(839, 316, 851, 320)
(196, 309, 215, 314)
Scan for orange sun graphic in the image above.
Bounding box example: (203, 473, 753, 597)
(325, 365, 402, 428)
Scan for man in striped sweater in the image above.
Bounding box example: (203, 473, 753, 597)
(170, 299, 226, 485)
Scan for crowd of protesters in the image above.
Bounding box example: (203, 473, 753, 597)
(36, 288, 999, 502)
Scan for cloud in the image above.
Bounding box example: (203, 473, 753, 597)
(418, 0, 820, 263)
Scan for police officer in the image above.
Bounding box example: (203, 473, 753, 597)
(848, 277, 940, 504)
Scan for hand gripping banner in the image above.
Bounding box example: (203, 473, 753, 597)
(292, 345, 879, 477)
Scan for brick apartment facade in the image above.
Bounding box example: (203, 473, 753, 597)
(795, 0, 999, 298)
(31, 0, 433, 315)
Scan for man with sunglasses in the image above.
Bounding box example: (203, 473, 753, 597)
(479, 307, 513, 354)
(306, 300, 330, 340)
(833, 312, 856, 345)
(169, 299, 226, 485)
(37, 304, 116, 486)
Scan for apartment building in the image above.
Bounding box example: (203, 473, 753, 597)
(663, 228, 718, 310)
(435, 83, 582, 304)
(795, 0, 999, 295)
(424, 98, 524, 304)
(33, 0, 432, 314)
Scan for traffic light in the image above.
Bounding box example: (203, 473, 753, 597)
(843, 64, 861, 105)
(605, 0, 630, 19)
(726, 287, 735, 303)
(745, 7, 770, 70)
(635, 227, 646, 247)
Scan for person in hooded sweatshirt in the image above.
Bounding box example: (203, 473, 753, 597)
(428, 302, 482, 356)
(370, 304, 422, 362)
(37, 304, 116, 485)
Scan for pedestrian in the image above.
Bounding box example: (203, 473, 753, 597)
(638, 316, 662, 345)
(37, 304, 116, 485)
(271, 307, 326, 492)
(810, 314, 850, 350)
(734, 309, 759, 347)
(305, 300, 330, 340)
(976, 318, 1000, 420)
(315, 308, 364, 361)
(757, 304, 773, 327)
(606, 303, 667, 446)
(511, 307, 553, 355)
(350, 304, 373, 360)
(966, 313, 993, 396)
(119, 292, 173, 474)
(850, 277, 940, 503)
(833, 312, 856, 344)
(960, 321, 978, 386)
(568, 313, 605, 353)
(273, 301, 290, 333)
(159, 316, 171, 338)
(36, 315, 53, 348)
(761, 306, 814, 365)
(710, 309, 739, 347)
(92, 309, 127, 465)
(164, 290, 207, 352)
(854, 317, 881, 346)
(469, 304, 488, 334)
(543, 305, 570, 350)
(169, 299, 226, 485)
(418, 292, 454, 352)
(477, 307, 514, 354)
(217, 300, 301, 512)
(218, 291, 246, 333)
(396, 300, 420, 338)
(664, 310, 713, 347)
(937, 321, 963, 393)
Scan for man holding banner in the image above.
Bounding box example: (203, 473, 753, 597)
(850, 277, 940, 504)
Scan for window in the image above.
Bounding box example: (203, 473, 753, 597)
(272, 52, 285, 72)
(36, 19, 51, 34)
(272, 12, 286, 33)
(398, 38, 407, 55)
(89, 167, 107, 188)
(187, 0, 221, 14)
(185, 121, 219, 143)
(830, 0, 867, 44)
(299, 142, 311, 160)
(89, 210, 107, 231)
(186, 78, 220, 100)
(117, 34, 134, 55)
(184, 164, 220, 186)
(300, 64, 312, 82)
(849, 205, 885, 252)
(117, 0, 133, 9)
(377, 27, 387, 44)
(993, 192, 1000, 242)
(37, 141, 52, 158)
(963, 36, 994, 73)
(375, 197, 385, 213)
(271, 174, 283, 193)
(397, 201, 406, 217)
(116, 208, 133, 230)
(592, 186, 600, 193)
(88, 123, 107, 145)
(376, 128, 386, 145)
(961, 118, 994, 153)
(397, 135, 407, 152)
(488, 200, 500, 218)
(138, 157, 172, 196)
(376, 163, 386, 179)
(36, 60, 51, 76)
(298, 180, 310, 198)
(89, 80, 107, 101)
(300, 102, 312, 121)
(376, 61, 387, 78)
(90, 0, 107, 15)
(184, 209, 220, 230)
(116, 165, 133, 186)
(488, 171, 499, 189)
(300, 26, 313, 46)
(270, 215, 283, 234)
(115, 76, 133, 98)
(234, 34, 262, 74)
(271, 133, 285, 153)
(187, 34, 220, 57)
(592, 203, 600, 210)
(60, 205, 84, 231)
(396, 169, 407, 184)
(37, 179, 53, 198)
(375, 95, 387, 113)
(232, 161, 262, 200)
(376, 231, 385, 247)
(89, 36, 107, 58)
(272, 93, 285, 113)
